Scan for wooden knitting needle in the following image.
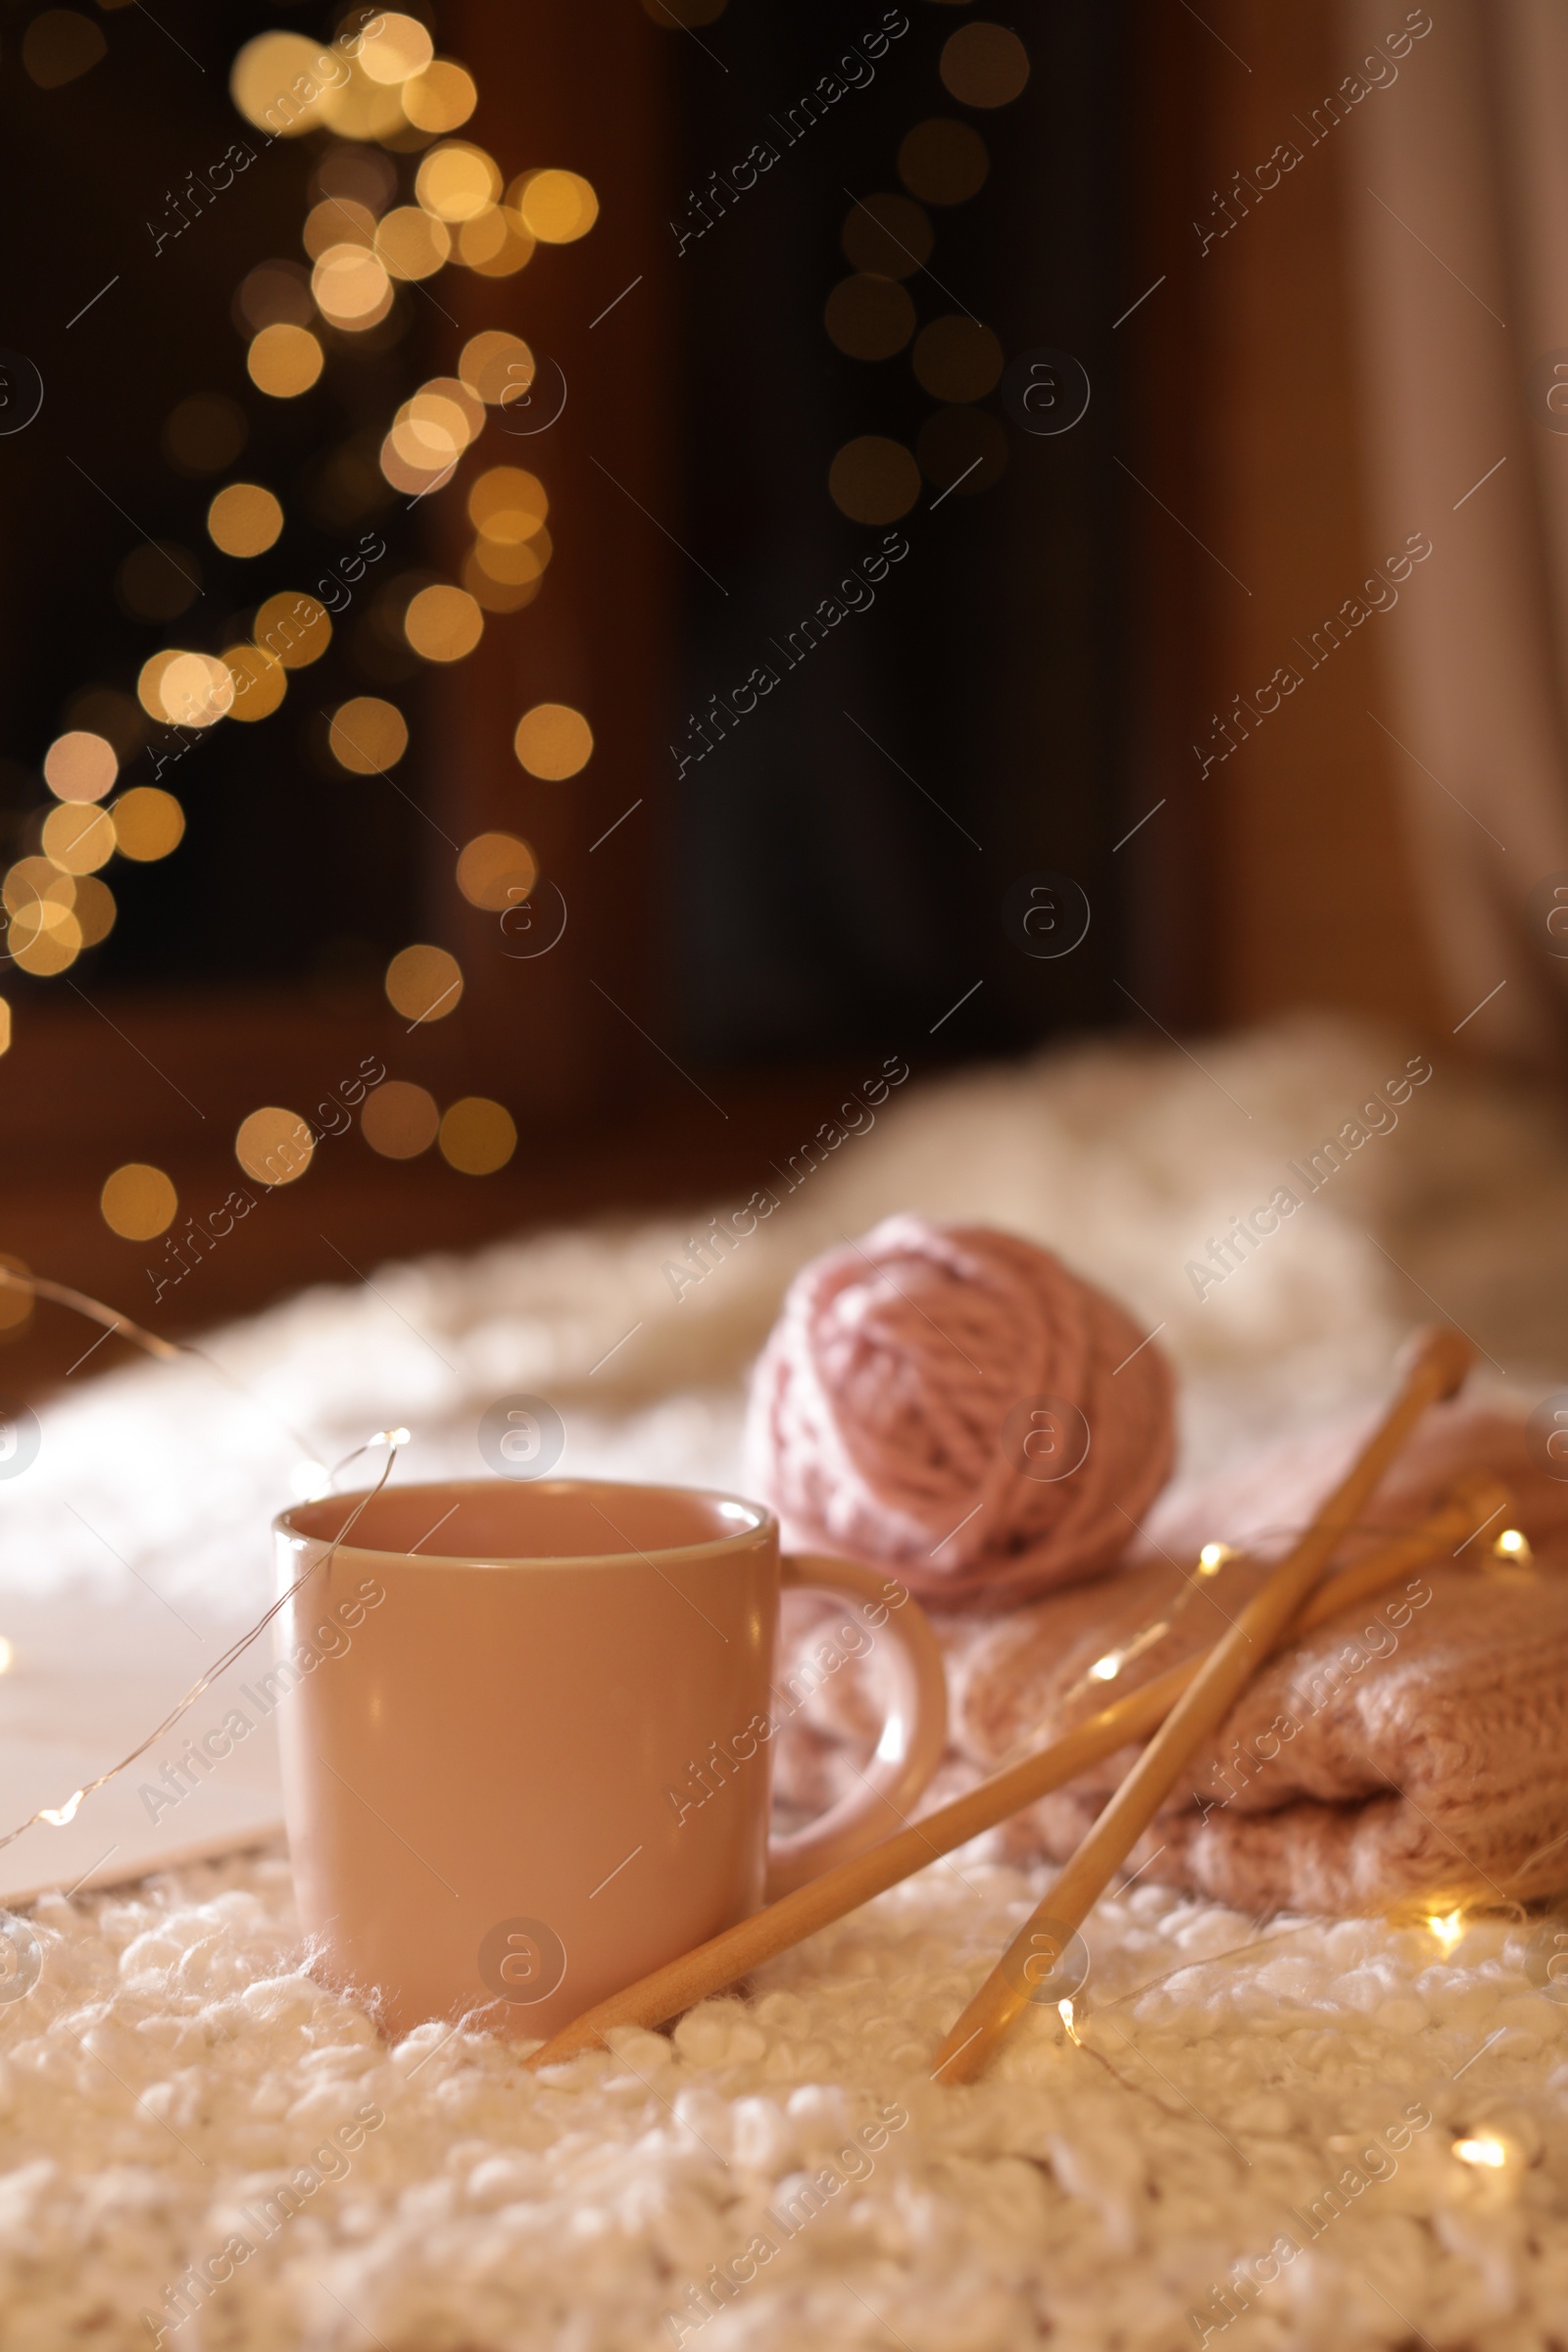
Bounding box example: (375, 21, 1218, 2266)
(526, 1470, 1495, 2072)
(525, 1482, 1495, 2072)
(929, 1322, 1474, 2084)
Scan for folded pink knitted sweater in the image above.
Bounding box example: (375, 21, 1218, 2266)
(776, 1404, 1568, 1916)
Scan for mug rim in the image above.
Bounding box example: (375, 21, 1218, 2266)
(273, 1474, 777, 1571)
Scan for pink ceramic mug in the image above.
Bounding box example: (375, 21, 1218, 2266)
(272, 1478, 949, 2037)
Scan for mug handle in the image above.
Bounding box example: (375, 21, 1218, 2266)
(763, 1553, 950, 1900)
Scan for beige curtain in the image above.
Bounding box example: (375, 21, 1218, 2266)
(1346, 0, 1568, 1059)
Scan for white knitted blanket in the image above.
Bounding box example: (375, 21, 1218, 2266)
(4, 1019, 1568, 2351)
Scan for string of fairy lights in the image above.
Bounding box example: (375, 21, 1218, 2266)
(1, 10, 600, 1244)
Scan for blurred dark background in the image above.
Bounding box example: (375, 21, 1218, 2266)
(0, 0, 1447, 1384)
(670, 0, 1125, 1059)
(0, 0, 1127, 1043)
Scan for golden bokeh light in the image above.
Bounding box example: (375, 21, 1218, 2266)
(303, 196, 375, 260)
(916, 405, 1008, 495)
(453, 207, 502, 265)
(159, 651, 235, 728)
(466, 215, 536, 279)
(24, 9, 106, 88)
(514, 703, 593, 780)
(112, 787, 185, 863)
(375, 205, 452, 281)
(899, 118, 990, 205)
(939, 22, 1031, 107)
(229, 31, 332, 135)
(385, 943, 464, 1024)
(359, 11, 433, 84)
(24, 31, 612, 1041)
(100, 1163, 177, 1242)
(842, 193, 933, 278)
(459, 331, 535, 408)
(329, 696, 409, 772)
(404, 583, 483, 662)
(248, 322, 324, 399)
(379, 378, 480, 497)
(163, 392, 248, 476)
(422, 376, 484, 444)
(361, 1079, 440, 1159)
(403, 59, 478, 133)
(454, 208, 534, 276)
(416, 142, 502, 223)
(236, 262, 315, 335)
(1425, 1908, 1465, 1953)
(469, 465, 548, 539)
(41, 804, 114, 875)
(469, 531, 550, 588)
(208, 482, 284, 558)
(389, 394, 470, 471)
(439, 1097, 516, 1175)
(912, 316, 1004, 403)
(4, 858, 72, 916)
(254, 592, 333, 670)
(116, 543, 200, 624)
(463, 549, 544, 613)
(456, 831, 538, 911)
(515, 169, 599, 244)
(136, 651, 180, 720)
(43, 730, 117, 805)
(390, 377, 482, 470)
(222, 644, 287, 722)
(9, 900, 82, 976)
(378, 434, 445, 499)
(235, 1106, 315, 1188)
(313, 243, 393, 329)
(72, 874, 116, 947)
(316, 69, 407, 145)
(492, 519, 554, 571)
(825, 275, 916, 361)
(828, 435, 921, 524)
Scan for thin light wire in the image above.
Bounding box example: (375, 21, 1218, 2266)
(1005, 1510, 1483, 1756)
(0, 1265, 320, 1464)
(0, 1440, 404, 1855)
(0, 1267, 411, 1854)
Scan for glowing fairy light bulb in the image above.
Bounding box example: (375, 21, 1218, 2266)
(1427, 1910, 1465, 1953)
(40, 1789, 84, 1826)
(1198, 1543, 1235, 1576)
(1492, 1528, 1532, 1562)
(1088, 1652, 1123, 1684)
(1058, 1998, 1081, 2045)
(1451, 2134, 1507, 2169)
(373, 1427, 411, 1448)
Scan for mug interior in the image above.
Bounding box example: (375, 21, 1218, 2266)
(279, 1477, 769, 1563)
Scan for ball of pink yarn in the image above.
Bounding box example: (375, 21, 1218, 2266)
(745, 1214, 1175, 1611)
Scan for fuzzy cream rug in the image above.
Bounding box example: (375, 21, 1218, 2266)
(4, 1017, 1568, 2352)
